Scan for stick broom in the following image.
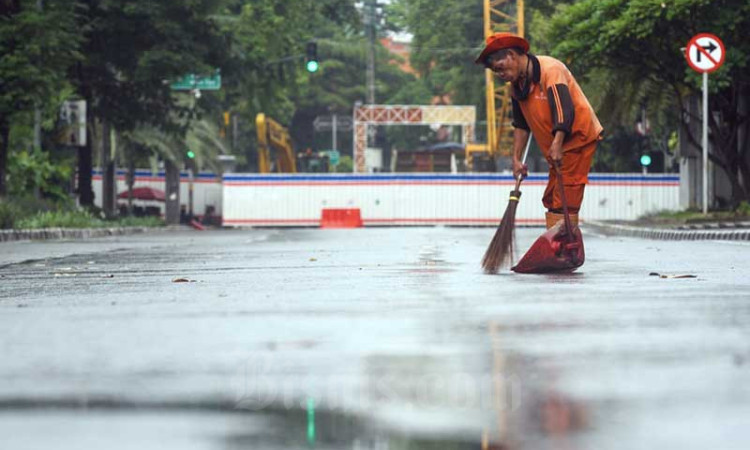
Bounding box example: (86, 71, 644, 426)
(481, 135, 533, 274)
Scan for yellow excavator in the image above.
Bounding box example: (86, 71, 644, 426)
(465, 0, 525, 170)
(255, 113, 297, 173)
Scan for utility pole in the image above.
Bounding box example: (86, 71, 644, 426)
(365, 0, 377, 105)
(332, 114, 338, 151)
(32, 0, 44, 199)
(33, 0, 43, 154)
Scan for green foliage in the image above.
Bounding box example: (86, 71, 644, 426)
(121, 113, 229, 172)
(335, 155, 353, 173)
(210, 0, 363, 169)
(0, 200, 20, 229)
(737, 201, 750, 216)
(16, 209, 103, 229)
(111, 215, 165, 228)
(10, 207, 164, 229)
(71, 0, 230, 133)
(7, 150, 72, 201)
(0, 0, 81, 120)
(391, 0, 484, 107)
(592, 127, 644, 173)
(549, 0, 750, 201)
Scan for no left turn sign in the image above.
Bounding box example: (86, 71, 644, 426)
(685, 33, 725, 73)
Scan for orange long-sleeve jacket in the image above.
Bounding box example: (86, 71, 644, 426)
(511, 55, 603, 159)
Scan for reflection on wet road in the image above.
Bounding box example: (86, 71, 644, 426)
(1, 227, 749, 449)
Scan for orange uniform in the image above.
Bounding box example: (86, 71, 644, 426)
(511, 55, 603, 214)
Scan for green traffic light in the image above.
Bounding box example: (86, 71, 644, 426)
(306, 60, 319, 73)
(640, 154, 652, 166)
(186, 150, 196, 159)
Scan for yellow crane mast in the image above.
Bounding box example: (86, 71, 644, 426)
(466, 0, 525, 170)
(255, 113, 297, 173)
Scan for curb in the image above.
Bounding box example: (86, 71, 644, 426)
(0, 226, 160, 243)
(584, 220, 750, 242)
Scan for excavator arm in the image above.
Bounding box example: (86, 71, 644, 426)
(255, 113, 297, 173)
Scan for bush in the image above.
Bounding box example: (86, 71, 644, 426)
(0, 200, 20, 229)
(115, 215, 164, 227)
(7, 150, 72, 202)
(334, 155, 354, 173)
(13, 209, 165, 229)
(738, 201, 750, 216)
(15, 209, 105, 229)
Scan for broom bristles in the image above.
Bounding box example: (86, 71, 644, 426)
(481, 191, 521, 274)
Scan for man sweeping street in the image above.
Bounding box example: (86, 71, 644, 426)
(476, 32, 603, 230)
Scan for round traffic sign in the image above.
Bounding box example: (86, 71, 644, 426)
(685, 33, 725, 73)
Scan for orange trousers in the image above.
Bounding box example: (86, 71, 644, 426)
(542, 140, 597, 214)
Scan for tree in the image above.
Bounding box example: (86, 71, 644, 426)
(0, 0, 81, 197)
(549, 0, 750, 207)
(69, 0, 230, 207)
(214, 0, 362, 170)
(388, 0, 485, 107)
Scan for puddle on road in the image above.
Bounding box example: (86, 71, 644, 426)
(0, 403, 481, 450)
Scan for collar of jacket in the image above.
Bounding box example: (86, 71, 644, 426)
(512, 54, 541, 100)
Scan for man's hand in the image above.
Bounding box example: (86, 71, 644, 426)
(549, 131, 565, 171)
(512, 159, 528, 180)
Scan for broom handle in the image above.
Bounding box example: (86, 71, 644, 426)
(554, 161, 575, 241)
(513, 134, 533, 191)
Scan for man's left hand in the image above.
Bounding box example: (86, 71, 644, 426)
(549, 141, 563, 168)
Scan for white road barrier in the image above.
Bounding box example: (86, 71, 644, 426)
(221, 173, 680, 227)
(92, 169, 223, 218)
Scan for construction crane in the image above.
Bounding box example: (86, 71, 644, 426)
(466, 0, 525, 171)
(255, 113, 297, 173)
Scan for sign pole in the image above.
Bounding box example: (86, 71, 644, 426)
(702, 71, 708, 215)
(685, 33, 724, 215)
(332, 115, 338, 151)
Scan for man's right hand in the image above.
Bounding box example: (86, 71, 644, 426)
(512, 160, 528, 181)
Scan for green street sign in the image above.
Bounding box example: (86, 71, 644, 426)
(324, 150, 340, 166)
(171, 71, 221, 90)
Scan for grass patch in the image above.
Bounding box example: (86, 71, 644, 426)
(640, 203, 750, 225)
(16, 210, 106, 229)
(15, 210, 165, 229)
(1, 198, 165, 230)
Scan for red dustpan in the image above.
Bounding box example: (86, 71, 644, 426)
(512, 164, 585, 274)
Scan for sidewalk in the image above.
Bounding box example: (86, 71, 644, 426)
(584, 220, 750, 241)
(0, 226, 167, 243)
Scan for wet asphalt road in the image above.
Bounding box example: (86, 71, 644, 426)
(1, 227, 749, 449)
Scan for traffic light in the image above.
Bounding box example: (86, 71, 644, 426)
(305, 42, 319, 73)
(186, 150, 196, 159)
(640, 154, 652, 167)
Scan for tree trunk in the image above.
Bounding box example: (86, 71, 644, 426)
(0, 120, 9, 198)
(100, 121, 116, 218)
(738, 82, 750, 204)
(164, 159, 180, 225)
(77, 121, 94, 207)
(126, 156, 135, 215)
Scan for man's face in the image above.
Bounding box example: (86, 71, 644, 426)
(486, 49, 520, 83)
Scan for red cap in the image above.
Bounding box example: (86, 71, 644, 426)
(475, 32, 530, 64)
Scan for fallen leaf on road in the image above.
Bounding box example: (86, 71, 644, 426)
(172, 277, 195, 283)
(649, 272, 697, 279)
(309, 257, 317, 262)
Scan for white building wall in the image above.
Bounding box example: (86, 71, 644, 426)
(92, 169, 223, 216)
(222, 173, 681, 227)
